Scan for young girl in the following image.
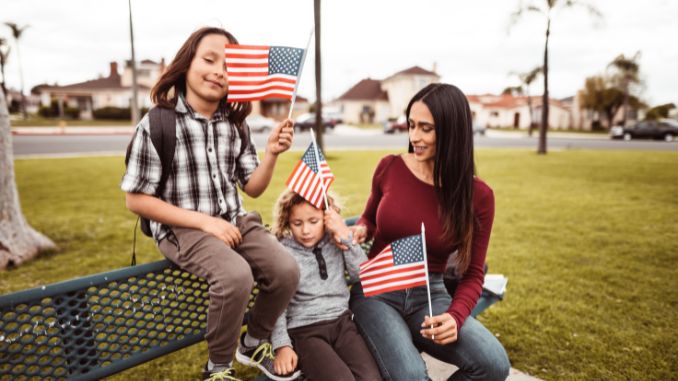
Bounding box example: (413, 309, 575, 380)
(269, 190, 382, 381)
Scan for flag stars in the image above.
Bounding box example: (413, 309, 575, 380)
(269, 46, 304, 76)
(392, 235, 424, 266)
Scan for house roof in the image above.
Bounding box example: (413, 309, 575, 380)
(468, 94, 567, 109)
(41, 72, 150, 92)
(337, 79, 388, 101)
(391, 66, 438, 77)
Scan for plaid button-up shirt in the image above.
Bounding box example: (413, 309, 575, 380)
(121, 95, 259, 242)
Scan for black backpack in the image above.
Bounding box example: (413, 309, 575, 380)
(125, 107, 177, 238)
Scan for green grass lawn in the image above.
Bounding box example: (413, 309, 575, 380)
(3, 148, 677, 380)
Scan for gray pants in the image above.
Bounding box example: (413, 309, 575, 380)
(159, 212, 300, 364)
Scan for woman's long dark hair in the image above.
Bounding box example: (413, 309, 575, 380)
(151, 27, 252, 126)
(406, 83, 475, 275)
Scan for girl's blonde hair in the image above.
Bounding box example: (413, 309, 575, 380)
(272, 189, 341, 239)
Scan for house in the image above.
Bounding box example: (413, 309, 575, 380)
(34, 59, 308, 121)
(34, 60, 163, 119)
(332, 66, 440, 124)
(468, 94, 573, 130)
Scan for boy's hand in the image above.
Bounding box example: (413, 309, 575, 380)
(274, 346, 298, 376)
(267, 119, 294, 155)
(200, 215, 242, 248)
(324, 208, 351, 249)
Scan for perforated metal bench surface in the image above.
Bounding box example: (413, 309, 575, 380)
(0, 260, 225, 381)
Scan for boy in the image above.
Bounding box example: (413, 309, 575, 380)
(121, 27, 299, 381)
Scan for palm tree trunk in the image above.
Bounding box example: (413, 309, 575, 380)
(0, 90, 57, 270)
(621, 77, 629, 126)
(539, 18, 550, 155)
(313, 0, 324, 152)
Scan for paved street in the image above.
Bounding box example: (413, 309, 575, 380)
(10, 125, 678, 157)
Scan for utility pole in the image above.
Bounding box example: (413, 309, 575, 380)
(313, 0, 324, 151)
(128, 0, 140, 124)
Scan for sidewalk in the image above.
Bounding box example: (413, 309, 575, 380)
(486, 129, 607, 140)
(11, 125, 134, 135)
(422, 353, 542, 381)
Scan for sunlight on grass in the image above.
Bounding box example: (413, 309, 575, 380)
(3, 148, 677, 380)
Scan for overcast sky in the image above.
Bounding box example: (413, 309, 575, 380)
(2, 0, 676, 106)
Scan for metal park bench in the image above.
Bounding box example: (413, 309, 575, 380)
(0, 218, 505, 381)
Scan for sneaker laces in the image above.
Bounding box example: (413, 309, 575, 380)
(205, 368, 240, 381)
(250, 342, 275, 366)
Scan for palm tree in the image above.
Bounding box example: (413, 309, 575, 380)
(5, 22, 29, 119)
(0, 37, 9, 97)
(513, 66, 542, 136)
(608, 52, 640, 127)
(313, 0, 324, 151)
(510, 0, 601, 154)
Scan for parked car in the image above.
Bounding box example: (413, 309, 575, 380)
(246, 114, 276, 133)
(383, 115, 408, 134)
(294, 113, 337, 132)
(610, 119, 678, 142)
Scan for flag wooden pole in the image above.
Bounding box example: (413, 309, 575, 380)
(310, 128, 330, 210)
(287, 27, 314, 120)
(421, 222, 435, 340)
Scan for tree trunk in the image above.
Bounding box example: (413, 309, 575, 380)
(0, 89, 57, 270)
(621, 77, 629, 127)
(538, 18, 550, 155)
(313, 0, 324, 152)
(527, 89, 534, 137)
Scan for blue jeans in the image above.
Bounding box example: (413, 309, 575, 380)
(349, 274, 510, 381)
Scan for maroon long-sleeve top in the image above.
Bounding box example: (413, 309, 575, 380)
(357, 155, 495, 328)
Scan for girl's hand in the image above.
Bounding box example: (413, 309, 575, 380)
(324, 208, 351, 249)
(274, 346, 298, 376)
(267, 119, 294, 155)
(349, 224, 368, 244)
(420, 313, 458, 345)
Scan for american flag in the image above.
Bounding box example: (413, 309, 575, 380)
(224, 44, 305, 102)
(286, 142, 334, 208)
(359, 234, 428, 297)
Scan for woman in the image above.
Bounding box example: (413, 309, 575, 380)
(349, 83, 510, 381)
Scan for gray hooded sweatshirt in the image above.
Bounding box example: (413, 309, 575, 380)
(271, 233, 366, 351)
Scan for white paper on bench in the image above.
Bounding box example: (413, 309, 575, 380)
(483, 274, 508, 296)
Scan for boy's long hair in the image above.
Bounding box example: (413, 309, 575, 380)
(406, 83, 475, 275)
(151, 26, 252, 127)
(272, 190, 340, 239)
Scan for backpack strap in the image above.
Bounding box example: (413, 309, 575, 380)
(148, 107, 177, 196)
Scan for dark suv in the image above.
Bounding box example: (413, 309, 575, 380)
(610, 119, 678, 142)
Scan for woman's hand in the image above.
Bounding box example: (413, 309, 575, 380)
(420, 313, 458, 345)
(349, 224, 368, 244)
(274, 346, 298, 376)
(199, 215, 242, 248)
(324, 208, 351, 250)
(267, 119, 294, 155)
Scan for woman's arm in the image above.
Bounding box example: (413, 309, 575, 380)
(351, 156, 393, 243)
(420, 183, 495, 345)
